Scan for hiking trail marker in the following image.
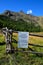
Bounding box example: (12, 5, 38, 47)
(18, 32, 29, 48)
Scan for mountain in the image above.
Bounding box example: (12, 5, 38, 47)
(0, 10, 43, 32)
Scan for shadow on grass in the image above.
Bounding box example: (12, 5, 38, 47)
(12, 39, 18, 43)
(0, 42, 5, 45)
(0, 56, 9, 65)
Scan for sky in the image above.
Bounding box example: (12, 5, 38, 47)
(0, 0, 43, 16)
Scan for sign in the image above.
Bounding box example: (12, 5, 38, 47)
(18, 32, 29, 48)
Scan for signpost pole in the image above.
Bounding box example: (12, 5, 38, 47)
(9, 30, 14, 53)
(2, 27, 14, 53)
(5, 27, 11, 53)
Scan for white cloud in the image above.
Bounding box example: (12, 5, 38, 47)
(27, 10, 32, 14)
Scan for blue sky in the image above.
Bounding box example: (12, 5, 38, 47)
(0, 0, 43, 16)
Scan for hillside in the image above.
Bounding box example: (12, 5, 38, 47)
(0, 10, 43, 32)
(0, 32, 43, 65)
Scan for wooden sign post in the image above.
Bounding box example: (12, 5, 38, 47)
(2, 27, 14, 53)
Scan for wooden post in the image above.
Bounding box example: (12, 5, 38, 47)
(2, 27, 14, 53)
(9, 29, 14, 53)
(2, 27, 12, 53)
(5, 27, 11, 53)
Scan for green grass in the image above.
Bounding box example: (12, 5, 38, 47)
(0, 33, 43, 65)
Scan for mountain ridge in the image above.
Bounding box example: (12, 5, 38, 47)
(0, 10, 43, 32)
(2, 10, 43, 27)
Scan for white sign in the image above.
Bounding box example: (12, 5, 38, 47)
(18, 32, 29, 48)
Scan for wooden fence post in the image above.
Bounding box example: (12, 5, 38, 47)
(2, 27, 14, 53)
(9, 29, 14, 53)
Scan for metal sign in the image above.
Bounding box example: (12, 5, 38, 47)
(18, 32, 29, 48)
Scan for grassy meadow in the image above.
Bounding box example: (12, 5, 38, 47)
(0, 32, 43, 65)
